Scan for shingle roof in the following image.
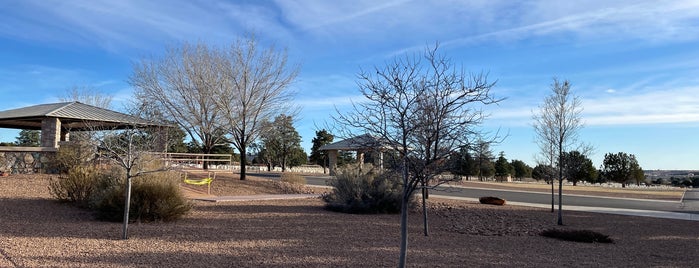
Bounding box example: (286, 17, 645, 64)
(0, 102, 161, 130)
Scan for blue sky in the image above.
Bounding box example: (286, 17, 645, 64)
(1, 0, 698, 170)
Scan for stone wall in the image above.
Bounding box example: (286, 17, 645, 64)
(0, 147, 57, 174)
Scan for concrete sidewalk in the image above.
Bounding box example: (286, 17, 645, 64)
(433, 194, 699, 221)
(180, 185, 322, 202)
(193, 194, 322, 202)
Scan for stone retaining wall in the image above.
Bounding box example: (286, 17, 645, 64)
(0, 148, 57, 174)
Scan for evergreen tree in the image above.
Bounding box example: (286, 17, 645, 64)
(601, 152, 642, 188)
(15, 129, 40, 146)
(532, 164, 555, 183)
(309, 130, 334, 173)
(562, 151, 597, 186)
(260, 114, 303, 172)
(510, 160, 532, 181)
(494, 151, 511, 182)
(474, 140, 495, 181)
(450, 145, 475, 178)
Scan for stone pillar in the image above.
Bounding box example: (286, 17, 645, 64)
(153, 126, 168, 152)
(60, 130, 70, 142)
(41, 118, 61, 148)
(357, 151, 364, 169)
(328, 150, 338, 176)
(379, 150, 384, 170)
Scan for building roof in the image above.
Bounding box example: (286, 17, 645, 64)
(0, 102, 162, 131)
(319, 134, 396, 151)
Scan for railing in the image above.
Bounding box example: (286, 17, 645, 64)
(151, 152, 233, 167)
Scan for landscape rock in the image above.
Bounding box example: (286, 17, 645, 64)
(479, 196, 506, 206)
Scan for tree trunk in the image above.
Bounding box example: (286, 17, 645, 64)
(122, 176, 132, 240)
(398, 192, 410, 268)
(398, 159, 410, 268)
(240, 146, 247, 180)
(557, 147, 564, 225)
(550, 177, 554, 213)
(422, 182, 429, 237)
(557, 171, 563, 226)
(202, 147, 212, 170)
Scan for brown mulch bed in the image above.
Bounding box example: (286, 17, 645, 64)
(0, 174, 697, 267)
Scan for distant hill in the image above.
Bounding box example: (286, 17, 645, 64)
(645, 170, 698, 178)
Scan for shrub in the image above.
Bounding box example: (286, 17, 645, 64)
(48, 166, 100, 208)
(280, 172, 307, 185)
(92, 171, 192, 223)
(323, 164, 405, 214)
(51, 141, 96, 174)
(541, 228, 613, 243)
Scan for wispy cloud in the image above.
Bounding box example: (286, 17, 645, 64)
(583, 86, 699, 125)
(0, 64, 125, 109)
(294, 74, 361, 110)
(296, 95, 362, 109)
(0, 1, 291, 53)
(489, 86, 699, 127)
(275, 0, 411, 33)
(392, 1, 699, 56)
(6, 1, 696, 59)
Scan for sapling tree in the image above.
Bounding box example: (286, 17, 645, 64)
(334, 44, 501, 267)
(88, 122, 169, 239)
(532, 78, 589, 225)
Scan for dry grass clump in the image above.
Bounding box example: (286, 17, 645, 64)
(48, 164, 192, 223)
(280, 172, 307, 185)
(92, 171, 192, 222)
(48, 166, 101, 207)
(323, 165, 404, 214)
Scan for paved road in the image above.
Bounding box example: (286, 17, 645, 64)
(432, 184, 696, 213)
(252, 173, 699, 218)
(681, 189, 699, 211)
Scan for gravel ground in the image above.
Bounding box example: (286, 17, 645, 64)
(1, 174, 697, 267)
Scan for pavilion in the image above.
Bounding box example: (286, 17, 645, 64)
(0, 102, 165, 173)
(319, 134, 396, 176)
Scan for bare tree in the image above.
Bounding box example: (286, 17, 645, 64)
(532, 78, 585, 225)
(60, 85, 114, 109)
(85, 121, 168, 239)
(130, 42, 227, 169)
(334, 44, 500, 267)
(59, 85, 115, 143)
(533, 124, 557, 212)
(214, 36, 299, 180)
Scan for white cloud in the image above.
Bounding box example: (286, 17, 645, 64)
(486, 86, 699, 127)
(296, 95, 361, 109)
(583, 87, 699, 125)
(442, 1, 699, 47)
(0, 1, 291, 52)
(5, 1, 698, 57)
